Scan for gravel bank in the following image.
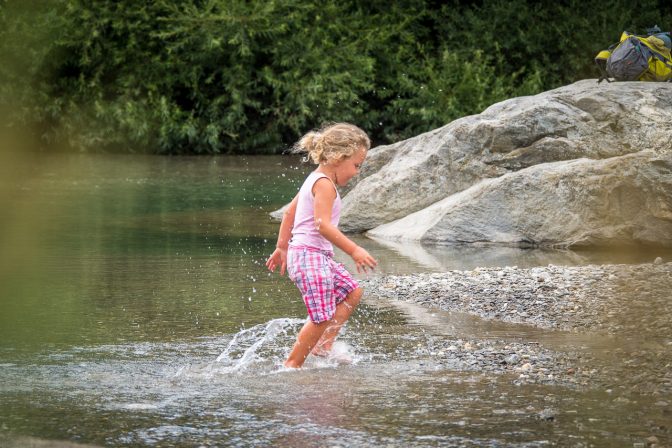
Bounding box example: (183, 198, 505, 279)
(361, 261, 672, 396)
(363, 261, 672, 334)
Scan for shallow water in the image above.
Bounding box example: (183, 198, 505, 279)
(0, 154, 670, 447)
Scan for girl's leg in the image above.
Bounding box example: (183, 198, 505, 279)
(312, 287, 363, 356)
(284, 320, 330, 368)
(285, 288, 363, 368)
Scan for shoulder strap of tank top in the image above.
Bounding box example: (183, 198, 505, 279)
(311, 171, 339, 196)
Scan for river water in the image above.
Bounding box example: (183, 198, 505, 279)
(0, 154, 669, 447)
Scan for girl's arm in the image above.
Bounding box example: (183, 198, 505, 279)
(266, 194, 299, 275)
(276, 194, 299, 250)
(313, 178, 377, 273)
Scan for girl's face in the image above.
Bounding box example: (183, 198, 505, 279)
(333, 147, 367, 186)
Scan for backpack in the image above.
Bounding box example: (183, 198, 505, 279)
(595, 31, 672, 83)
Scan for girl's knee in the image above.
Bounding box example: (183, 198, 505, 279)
(346, 287, 363, 307)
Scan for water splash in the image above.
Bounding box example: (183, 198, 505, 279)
(170, 317, 369, 380)
(311, 340, 359, 367)
(213, 318, 305, 373)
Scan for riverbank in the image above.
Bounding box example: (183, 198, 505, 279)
(362, 260, 672, 399)
(364, 260, 672, 333)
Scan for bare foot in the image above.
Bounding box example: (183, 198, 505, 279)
(311, 348, 352, 364)
(311, 348, 330, 357)
(327, 351, 353, 364)
(283, 360, 301, 369)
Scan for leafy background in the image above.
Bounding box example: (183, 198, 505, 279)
(1, 0, 670, 154)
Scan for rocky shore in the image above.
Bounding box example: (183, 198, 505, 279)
(361, 260, 672, 397)
(364, 260, 672, 334)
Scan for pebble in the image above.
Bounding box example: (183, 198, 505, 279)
(538, 408, 556, 421)
(504, 354, 520, 365)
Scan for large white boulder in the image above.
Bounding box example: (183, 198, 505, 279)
(340, 80, 672, 232)
(368, 152, 672, 248)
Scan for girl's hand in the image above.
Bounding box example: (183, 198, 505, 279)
(266, 247, 287, 275)
(351, 246, 378, 274)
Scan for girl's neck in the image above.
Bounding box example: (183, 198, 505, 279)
(316, 165, 337, 184)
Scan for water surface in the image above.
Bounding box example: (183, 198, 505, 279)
(0, 154, 669, 447)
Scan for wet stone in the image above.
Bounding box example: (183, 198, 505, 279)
(504, 354, 520, 365)
(647, 435, 660, 445)
(538, 408, 557, 421)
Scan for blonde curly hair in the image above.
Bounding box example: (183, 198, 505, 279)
(293, 122, 370, 164)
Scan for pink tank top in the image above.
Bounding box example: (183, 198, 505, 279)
(290, 171, 341, 251)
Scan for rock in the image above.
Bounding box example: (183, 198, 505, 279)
(368, 152, 672, 248)
(654, 257, 663, 264)
(504, 354, 520, 365)
(269, 203, 289, 221)
(336, 80, 672, 232)
(538, 408, 556, 421)
(647, 435, 660, 446)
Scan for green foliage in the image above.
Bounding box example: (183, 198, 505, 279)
(1, 0, 671, 154)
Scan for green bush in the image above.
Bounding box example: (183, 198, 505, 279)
(1, 0, 670, 154)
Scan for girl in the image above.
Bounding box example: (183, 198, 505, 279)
(266, 122, 378, 368)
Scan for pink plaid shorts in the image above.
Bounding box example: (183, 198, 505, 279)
(287, 245, 359, 323)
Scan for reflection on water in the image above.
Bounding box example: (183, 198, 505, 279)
(0, 154, 670, 447)
(0, 154, 312, 350)
(366, 235, 671, 272)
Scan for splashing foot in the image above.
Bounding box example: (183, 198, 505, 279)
(312, 342, 353, 364)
